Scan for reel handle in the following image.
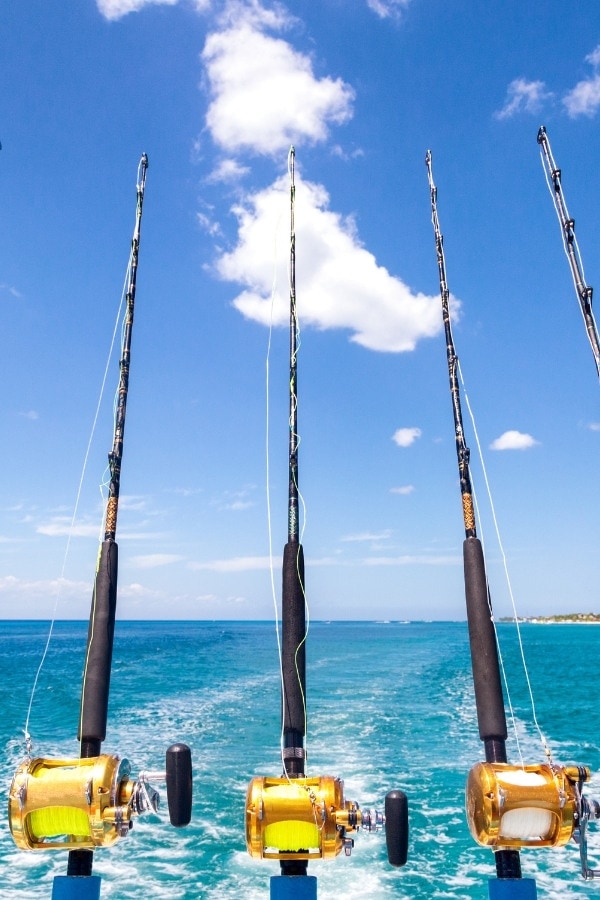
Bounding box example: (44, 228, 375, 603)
(385, 789, 408, 867)
(166, 743, 192, 827)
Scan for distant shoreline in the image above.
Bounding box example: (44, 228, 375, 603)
(500, 613, 600, 624)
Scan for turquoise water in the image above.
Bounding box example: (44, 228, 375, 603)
(1, 620, 599, 898)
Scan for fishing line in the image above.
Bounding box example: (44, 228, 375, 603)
(23, 272, 128, 756)
(458, 361, 552, 765)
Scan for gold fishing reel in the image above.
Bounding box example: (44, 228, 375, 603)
(9, 744, 192, 852)
(466, 761, 600, 877)
(245, 775, 408, 866)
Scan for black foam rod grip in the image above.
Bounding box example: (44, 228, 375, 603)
(79, 540, 118, 744)
(463, 538, 507, 743)
(281, 541, 306, 738)
(166, 743, 192, 827)
(385, 790, 408, 867)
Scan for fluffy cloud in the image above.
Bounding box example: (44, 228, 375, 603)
(564, 45, 600, 118)
(364, 554, 460, 566)
(392, 427, 422, 447)
(0, 574, 89, 597)
(489, 430, 539, 451)
(390, 485, 415, 495)
(96, 0, 179, 20)
(202, 9, 354, 155)
(495, 79, 552, 120)
(189, 555, 273, 571)
(207, 158, 251, 183)
(341, 530, 392, 543)
(37, 518, 100, 538)
(216, 174, 442, 352)
(366, 0, 412, 18)
(130, 554, 184, 568)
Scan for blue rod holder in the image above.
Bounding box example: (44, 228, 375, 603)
(489, 878, 538, 900)
(270, 875, 318, 899)
(52, 876, 102, 900)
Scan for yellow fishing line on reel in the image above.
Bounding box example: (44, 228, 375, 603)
(9, 754, 138, 851)
(9, 743, 193, 853)
(246, 775, 359, 861)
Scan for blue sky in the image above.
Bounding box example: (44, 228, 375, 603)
(1, 0, 600, 620)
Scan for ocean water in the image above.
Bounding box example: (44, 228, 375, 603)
(1, 620, 599, 899)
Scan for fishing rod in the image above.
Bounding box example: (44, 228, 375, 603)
(537, 125, 600, 379)
(281, 145, 307, 790)
(9, 155, 192, 900)
(426, 149, 600, 896)
(245, 148, 408, 899)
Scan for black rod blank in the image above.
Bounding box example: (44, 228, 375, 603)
(425, 150, 520, 881)
(280, 147, 306, 777)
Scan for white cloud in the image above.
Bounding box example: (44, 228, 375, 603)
(118, 494, 148, 511)
(118, 582, 164, 598)
(197, 211, 223, 237)
(213, 487, 256, 510)
(216, 175, 442, 352)
(586, 46, 600, 68)
(489, 430, 539, 451)
(495, 79, 552, 120)
(37, 518, 100, 538)
(564, 76, 600, 118)
(217, 0, 290, 30)
(589, 422, 600, 432)
(19, 410, 39, 420)
(563, 48, 600, 117)
(0, 574, 89, 597)
(96, 0, 178, 20)
(366, 0, 412, 19)
(207, 158, 251, 183)
(202, 11, 354, 154)
(364, 554, 460, 566)
(130, 553, 184, 568)
(0, 283, 22, 298)
(341, 530, 391, 543)
(189, 555, 273, 572)
(390, 485, 415, 495)
(392, 427, 422, 447)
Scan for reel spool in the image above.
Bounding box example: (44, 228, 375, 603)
(245, 775, 408, 866)
(9, 743, 192, 852)
(466, 761, 600, 876)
